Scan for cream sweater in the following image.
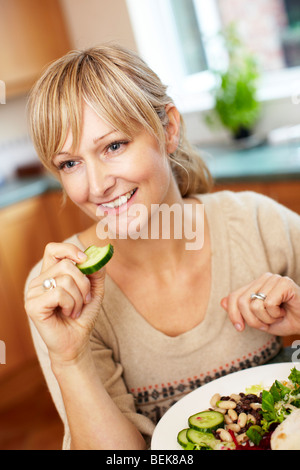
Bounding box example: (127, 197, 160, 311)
(25, 191, 300, 449)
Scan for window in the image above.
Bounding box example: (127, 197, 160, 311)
(126, 0, 300, 112)
(282, 0, 300, 67)
(169, 0, 207, 75)
(126, 0, 224, 112)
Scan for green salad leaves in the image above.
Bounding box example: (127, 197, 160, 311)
(261, 367, 300, 433)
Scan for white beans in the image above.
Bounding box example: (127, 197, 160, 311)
(208, 390, 263, 448)
(237, 412, 247, 428)
(250, 403, 262, 410)
(230, 393, 241, 403)
(217, 429, 233, 443)
(247, 413, 256, 424)
(236, 433, 249, 444)
(217, 400, 237, 410)
(210, 393, 221, 408)
(226, 423, 241, 433)
(228, 408, 238, 421)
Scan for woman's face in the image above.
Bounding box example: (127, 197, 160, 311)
(52, 103, 178, 238)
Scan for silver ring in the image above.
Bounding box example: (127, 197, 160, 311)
(250, 292, 267, 301)
(43, 278, 57, 291)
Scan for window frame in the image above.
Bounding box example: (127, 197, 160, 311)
(126, 0, 300, 113)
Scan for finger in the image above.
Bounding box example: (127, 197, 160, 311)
(249, 274, 283, 324)
(55, 274, 85, 319)
(31, 258, 91, 304)
(264, 276, 295, 320)
(225, 292, 246, 332)
(88, 267, 106, 299)
(249, 298, 277, 325)
(27, 286, 76, 321)
(41, 242, 87, 272)
(78, 268, 106, 324)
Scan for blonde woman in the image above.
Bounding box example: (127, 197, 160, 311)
(25, 45, 300, 450)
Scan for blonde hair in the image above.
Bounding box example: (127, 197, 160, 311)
(28, 44, 213, 196)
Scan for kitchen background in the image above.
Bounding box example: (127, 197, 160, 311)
(0, 0, 299, 450)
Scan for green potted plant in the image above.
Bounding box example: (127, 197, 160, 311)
(206, 24, 261, 141)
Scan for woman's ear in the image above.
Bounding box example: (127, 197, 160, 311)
(165, 104, 181, 154)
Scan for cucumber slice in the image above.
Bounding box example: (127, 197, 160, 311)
(76, 244, 114, 274)
(186, 428, 219, 450)
(177, 429, 189, 448)
(188, 410, 224, 433)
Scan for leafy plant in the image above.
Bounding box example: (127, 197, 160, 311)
(206, 24, 261, 139)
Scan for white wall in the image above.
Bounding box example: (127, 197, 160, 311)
(60, 0, 137, 50)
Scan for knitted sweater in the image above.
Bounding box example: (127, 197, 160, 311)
(25, 191, 300, 449)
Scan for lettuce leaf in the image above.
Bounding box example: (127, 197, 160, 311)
(289, 367, 300, 386)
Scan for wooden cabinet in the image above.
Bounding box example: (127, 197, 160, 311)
(0, 0, 71, 98)
(213, 179, 300, 215)
(0, 190, 92, 379)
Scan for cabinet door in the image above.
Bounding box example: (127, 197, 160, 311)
(44, 191, 93, 242)
(0, 0, 71, 97)
(0, 195, 57, 379)
(0, 191, 92, 379)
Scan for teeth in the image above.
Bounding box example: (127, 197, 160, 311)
(101, 189, 135, 209)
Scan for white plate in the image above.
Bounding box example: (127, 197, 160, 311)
(151, 362, 296, 450)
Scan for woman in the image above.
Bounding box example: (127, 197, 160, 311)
(25, 45, 300, 450)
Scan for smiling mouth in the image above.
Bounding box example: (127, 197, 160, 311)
(100, 188, 137, 209)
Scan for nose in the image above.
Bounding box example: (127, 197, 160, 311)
(86, 160, 116, 200)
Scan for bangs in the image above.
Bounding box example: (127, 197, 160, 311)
(28, 47, 167, 173)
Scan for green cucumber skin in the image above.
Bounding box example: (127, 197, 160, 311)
(76, 244, 114, 274)
(177, 429, 189, 448)
(188, 411, 224, 433)
(186, 429, 218, 449)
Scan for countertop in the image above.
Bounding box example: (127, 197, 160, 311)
(0, 142, 300, 210)
(200, 141, 300, 183)
(0, 174, 61, 209)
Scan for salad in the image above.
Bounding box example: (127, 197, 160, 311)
(177, 367, 300, 450)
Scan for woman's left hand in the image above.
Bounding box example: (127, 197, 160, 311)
(221, 272, 300, 336)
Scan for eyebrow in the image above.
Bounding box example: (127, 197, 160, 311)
(54, 130, 117, 158)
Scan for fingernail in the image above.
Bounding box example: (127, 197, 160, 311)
(78, 251, 87, 260)
(75, 310, 81, 319)
(85, 292, 92, 303)
(235, 323, 243, 331)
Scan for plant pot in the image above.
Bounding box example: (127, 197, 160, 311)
(233, 126, 252, 140)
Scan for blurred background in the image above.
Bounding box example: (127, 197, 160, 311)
(0, 0, 299, 450)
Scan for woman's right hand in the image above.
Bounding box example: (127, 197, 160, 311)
(25, 242, 106, 367)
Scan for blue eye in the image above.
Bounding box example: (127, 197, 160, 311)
(106, 140, 129, 154)
(58, 160, 78, 171)
(110, 142, 121, 151)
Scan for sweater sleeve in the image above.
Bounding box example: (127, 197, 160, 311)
(221, 190, 300, 284)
